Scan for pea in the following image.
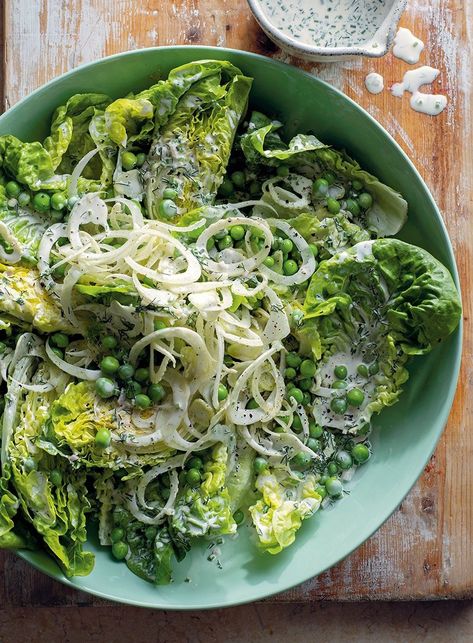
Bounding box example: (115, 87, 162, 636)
(326, 197, 341, 214)
(336, 450, 353, 470)
(358, 192, 373, 209)
(100, 356, 120, 375)
(218, 235, 233, 251)
(280, 238, 294, 254)
(357, 363, 369, 378)
(276, 165, 290, 177)
(33, 192, 51, 212)
(283, 259, 298, 276)
(319, 475, 329, 485)
(231, 170, 246, 188)
(306, 438, 320, 451)
(299, 378, 312, 391)
(230, 225, 245, 241)
(309, 421, 323, 438)
(316, 484, 327, 499)
(50, 210, 64, 223)
(158, 198, 178, 219)
(67, 196, 79, 209)
(186, 456, 203, 470)
(249, 180, 261, 197)
(162, 187, 178, 201)
(345, 198, 360, 216)
(148, 383, 166, 403)
(50, 469, 62, 486)
(126, 381, 142, 399)
(153, 319, 167, 331)
(308, 243, 319, 257)
(312, 178, 329, 197)
(118, 364, 134, 380)
(95, 427, 111, 447)
(302, 392, 311, 406)
(369, 361, 379, 375)
(284, 367, 297, 381)
(327, 462, 339, 475)
(135, 393, 151, 409)
(347, 387, 365, 407)
(352, 443, 370, 464)
(51, 193, 66, 211)
(325, 477, 343, 497)
(17, 192, 31, 207)
(271, 238, 280, 251)
(113, 507, 130, 527)
(286, 352, 302, 368)
(219, 177, 234, 197)
(332, 380, 347, 389)
(352, 179, 364, 191)
(145, 526, 157, 541)
(134, 367, 150, 383)
(50, 346, 63, 359)
(186, 468, 201, 486)
(136, 152, 146, 167)
(247, 398, 259, 410)
(292, 415, 303, 432)
(95, 378, 116, 400)
(233, 509, 244, 525)
(122, 151, 137, 170)
(334, 365, 347, 379)
(263, 256, 275, 268)
(330, 397, 347, 414)
(254, 457, 268, 474)
(322, 172, 336, 184)
(111, 527, 125, 543)
(101, 335, 118, 351)
(6, 181, 21, 198)
(112, 541, 129, 560)
(291, 451, 312, 470)
(217, 383, 228, 401)
(300, 359, 316, 378)
(50, 332, 69, 348)
(287, 387, 303, 404)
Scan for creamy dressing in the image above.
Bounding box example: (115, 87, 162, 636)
(258, 0, 391, 48)
(391, 66, 447, 116)
(365, 72, 384, 95)
(392, 27, 424, 64)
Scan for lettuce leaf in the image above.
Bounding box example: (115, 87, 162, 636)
(0, 205, 47, 264)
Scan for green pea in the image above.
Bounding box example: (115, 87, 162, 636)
(302, 392, 311, 406)
(231, 170, 246, 189)
(111, 527, 125, 543)
(352, 443, 370, 464)
(136, 152, 146, 167)
(327, 462, 339, 475)
(284, 367, 297, 381)
(283, 259, 298, 276)
(51, 192, 66, 211)
(336, 450, 353, 470)
(162, 187, 178, 200)
(158, 198, 178, 219)
(233, 509, 244, 525)
(308, 243, 319, 257)
(49, 210, 64, 223)
(186, 468, 201, 486)
(67, 196, 79, 209)
(230, 225, 245, 241)
(112, 541, 128, 560)
(215, 383, 228, 402)
(254, 457, 268, 474)
(326, 197, 341, 214)
(369, 361, 379, 375)
(309, 421, 323, 438)
(145, 526, 157, 541)
(334, 365, 347, 379)
(286, 352, 302, 368)
(352, 179, 364, 191)
(345, 198, 360, 216)
(126, 381, 142, 399)
(95, 427, 111, 447)
(312, 178, 329, 197)
(332, 380, 347, 389)
(357, 363, 369, 377)
(263, 256, 275, 268)
(280, 238, 294, 254)
(122, 151, 137, 170)
(271, 238, 280, 251)
(50, 332, 69, 348)
(101, 335, 118, 351)
(287, 387, 303, 404)
(299, 378, 312, 391)
(249, 180, 261, 197)
(50, 469, 62, 486)
(218, 235, 233, 251)
(135, 393, 151, 409)
(291, 451, 312, 470)
(50, 346, 63, 359)
(100, 356, 120, 375)
(148, 383, 166, 403)
(247, 398, 259, 410)
(219, 177, 234, 197)
(325, 476, 343, 497)
(134, 367, 150, 383)
(118, 364, 135, 380)
(33, 192, 51, 212)
(113, 507, 130, 527)
(306, 438, 320, 451)
(186, 456, 203, 470)
(300, 359, 316, 378)
(347, 387, 365, 407)
(358, 192, 373, 209)
(17, 192, 31, 207)
(292, 415, 303, 432)
(316, 484, 327, 499)
(322, 172, 336, 184)
(153, 319, 167, 331)
(330, 397, 347, 414)
(95, 378, 116, 400)
(6, 181, 21, 198)
(276, 165, 290, 177)
(319, 475, 329, 485)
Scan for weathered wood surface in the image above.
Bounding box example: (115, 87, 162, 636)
(0, 0, 471, 604)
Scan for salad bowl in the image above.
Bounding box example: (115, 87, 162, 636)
(0, 47, 461, 609)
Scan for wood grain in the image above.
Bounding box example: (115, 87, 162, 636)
(0, 0, 471, 604)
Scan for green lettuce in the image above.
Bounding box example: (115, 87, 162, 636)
(0, 204, 47, 264)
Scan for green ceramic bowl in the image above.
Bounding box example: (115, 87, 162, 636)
(0, 47, 461, 609)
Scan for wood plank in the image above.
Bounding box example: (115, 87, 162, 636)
(0, 0, 471, 604)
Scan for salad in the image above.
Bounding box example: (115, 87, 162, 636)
(0, 60, 461, 585)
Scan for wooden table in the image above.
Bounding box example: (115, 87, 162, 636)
(0, 0, 471, 605)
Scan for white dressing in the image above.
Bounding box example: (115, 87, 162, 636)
(392, 27, 424, 64)
(365, 72, 384, 95)
(391, 66, 447, 116)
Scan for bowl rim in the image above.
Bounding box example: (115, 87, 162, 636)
(2, 44, 462, 610)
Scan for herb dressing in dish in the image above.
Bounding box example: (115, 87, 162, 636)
(258, 0, 391, 48)
(391, 65, 447, 116)
(365, 72, 384, 94)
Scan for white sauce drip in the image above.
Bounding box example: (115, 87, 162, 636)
(365, 72, 384, 95)
(392, 27, 424, 64)
(391, 66, 447, 116)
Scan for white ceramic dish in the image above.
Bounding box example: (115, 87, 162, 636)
(247, 0, 407, 62)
